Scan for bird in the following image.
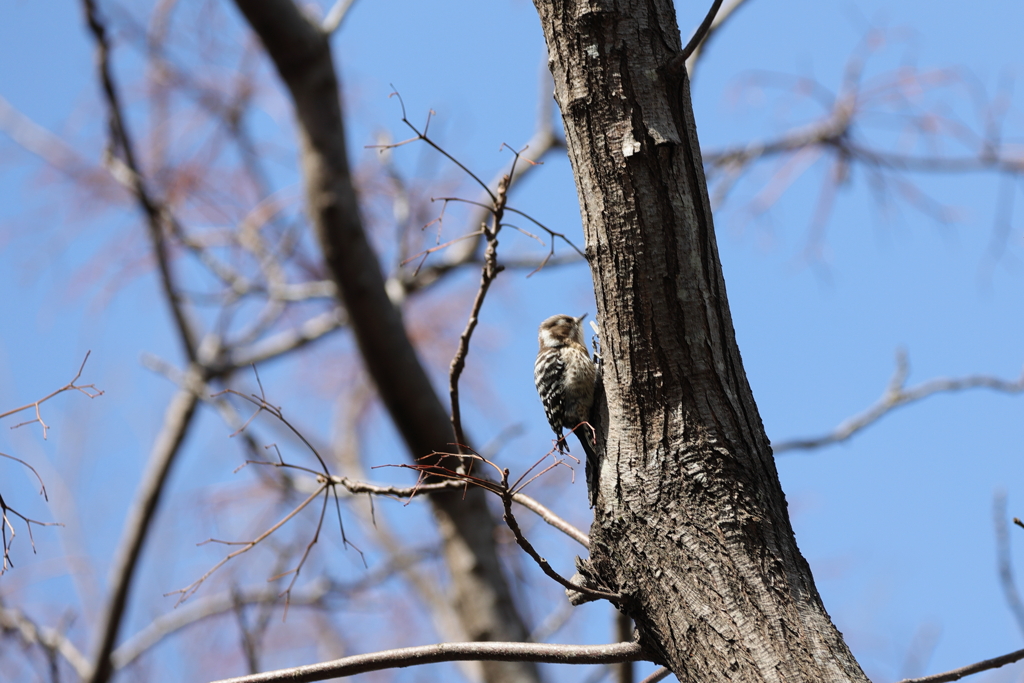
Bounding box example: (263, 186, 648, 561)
(534, 313, 598, 471)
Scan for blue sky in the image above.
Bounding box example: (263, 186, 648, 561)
(1, 0, 1023, 681)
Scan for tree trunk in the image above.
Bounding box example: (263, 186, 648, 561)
(533, 1, 869, 680)
(231, 2, 539, 682)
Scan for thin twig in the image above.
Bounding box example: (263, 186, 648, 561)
(1, 351, 103, 439)
(86, 372, 204, 683)
(330, 476, 465, 499)
(218, 382, 332, 475)
(512, 492, 590, 548)
(679, 0, 723, 64)
(685, 0, 752, 75)
(369, 91, 495, 201)
(335, 464, 591, 547)
(0, 493, 63, 573)
(375, 456, 592, 549)
(0, 599, 91, 678)
(167, 483, 328, 606)
(993, 491, 1024, 638)
(211, 640, 645, 683)
(0, 452, 48, 500)
(449, 175, 508, 451)
(499, 470, 619, 603)
(226, 307, 347, 370)
(895, 647, 1024, 683)
(82, 0, 199, 362)
(773, 350, 1024, 453)
(339, 468, 590, 548)
(321, 0, 357, 33)
(664, 0, 723, 78)
(390, 67, 567, 298)
(638, 667, 672, 683)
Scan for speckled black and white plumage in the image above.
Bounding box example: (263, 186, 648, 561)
(534, 314, 597, 455)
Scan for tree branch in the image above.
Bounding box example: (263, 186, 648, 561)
(773, 350, 1024, 453)
(499, 470, 619, 603)
(896, 647, 1024, 683)
(85, 366, 205, 683)
(512, 492, 590, 549)
(993, 491, 1024, 638)
(638, 667, 672, 683)
(674, 0, 723, 69)
(685, 0, 752, 75)
(0, 351, 103, 438)
(0, 599, 91, 679)
(167, 482, 330, 607)
(231, 4, 539, 680)
(225, 307, 347, 370)
(111, 581, 329, 670)
(211, 640, 645, 683)
(389, 64, 566, 299)
(449, 174, 508, 451)
(321, 0, 357, 33)
(81, 0, 200, 362)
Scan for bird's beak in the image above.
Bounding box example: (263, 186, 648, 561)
(577, 313, 588, 323)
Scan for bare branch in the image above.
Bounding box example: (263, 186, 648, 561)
(895, 647, 1024, 683)
(218, 383, 332, 475)
(168, 482, 329, 606)
(0, 95, 95, 177)
(85, 367, 205, 683)
(371, 92, 496, 201)
(499, 470, 619, 603)
(1, 352, 103, 439)
(316, 468, 591, 550)
(685, 0, 753, 75)
(0, 352, 96, 577)
(321, 0, 357, 33)
(211, 640, 646, 683)
(449, 175, 508, 452)
(993, 491, 1024, 638)
(81, 0, 200, 362)
(0, 453, 48, 500)
(226, 307, 347, 369)
(337, 420, 481, 675)
(0, 493, 63, 574)
(698, 37, 1024, 255)
(511, 492, 590, 549)
(614, 612, 635, 683)
(338, 470, 590, 548)
(638, 667, 672, 683)
(682, 0, 724, 58)
(112, 580, 328, 670)
(773, 351, 1024, 453)
(388, 66, 568, 300)
(331, 475, 462, 498)
(0, 599, 91, 678)
(115, 541, 439, 670)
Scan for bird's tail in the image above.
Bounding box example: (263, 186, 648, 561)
(575, 426, 600, 508)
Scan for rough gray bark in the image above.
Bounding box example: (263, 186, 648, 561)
(230, 2, 539, 682)
(533, 0, 870, 680)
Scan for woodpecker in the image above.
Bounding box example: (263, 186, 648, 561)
(534, 314, 597, 466)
